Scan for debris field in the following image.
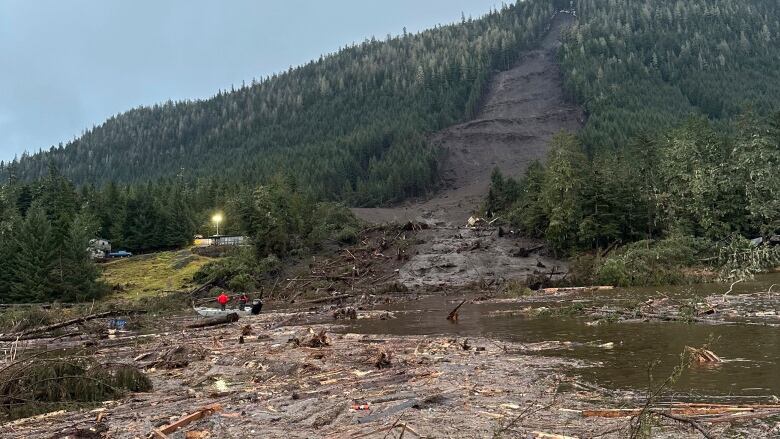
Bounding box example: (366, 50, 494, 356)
(2, 305, 780, 439)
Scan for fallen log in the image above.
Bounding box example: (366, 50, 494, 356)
(188, 280, 215, 297)
(371, 271, 400, 285)
(357, 398, 418, 424)
(531, 432, 578, 439)
(593, 308, 724, 325)
(542, 286, 614, 294)
(512, 244, 545, 258)
(300, 294, 352, 305)
(186, 313, 239, 328)
(447, 299, 467, 321)
(649, 410, 715, 439)
(0, 310, 124, 341)
(704, 408, 780, 424)
(685, 346, 722, 363)
(150, 403, 222, 438)
(582, 406, 754, 418)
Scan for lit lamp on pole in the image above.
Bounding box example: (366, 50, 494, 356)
(212, 213, 223, 236)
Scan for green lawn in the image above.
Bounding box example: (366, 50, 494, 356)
(101, 249, 210, 300)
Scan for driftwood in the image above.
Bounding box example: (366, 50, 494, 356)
(189, 281, 216, 297)
(447, 300, 467, 321)
(583, 405, 769, 418)
(649, 410, 715, 439)
(357, 398, 419, 424)
(0, 311, 124, 341)
(705, 408, 780, 423)
(531, 432, 577, 439)
(685, 346, 722, 363)
(512, 244, 545, 258)
(151, 403, 222, 438)
(300, 294, 352, 305)
(541, 286, 614, 294)
(186, 313, 239, 329)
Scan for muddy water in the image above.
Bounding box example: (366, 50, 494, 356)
(346, 273, 780, 398)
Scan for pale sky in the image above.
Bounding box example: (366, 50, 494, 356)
(0, 0, 501, 161)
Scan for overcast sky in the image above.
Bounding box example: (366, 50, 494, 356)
(0, 0, 501, 162)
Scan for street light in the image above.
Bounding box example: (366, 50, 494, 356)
(212, 213, 223, 236)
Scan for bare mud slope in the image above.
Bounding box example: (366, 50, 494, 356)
(354, 13, 582, 225)
(353, 13, 582, 287)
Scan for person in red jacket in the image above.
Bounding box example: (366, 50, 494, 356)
(217, 292, 230, 311)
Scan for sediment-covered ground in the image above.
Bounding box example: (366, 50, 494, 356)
(3, 299, 779, 439)
(352, 13, 582, 289)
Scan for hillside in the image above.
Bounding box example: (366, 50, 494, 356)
(484, 0, 780, 259)
(101, 250, 210, 299)
(3, 0, 779, 215)
(561, 0, 780, 150)
(354, 12, 582, 225)
(0, 0, 562, 206)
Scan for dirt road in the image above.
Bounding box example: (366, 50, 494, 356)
(353, 13, 582, 287)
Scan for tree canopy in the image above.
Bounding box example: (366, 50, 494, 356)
(1, 0, 563, 206)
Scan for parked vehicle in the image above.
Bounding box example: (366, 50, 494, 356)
(108, 250, 133, 258)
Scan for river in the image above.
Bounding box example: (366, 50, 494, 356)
(343, 273, 780, 399)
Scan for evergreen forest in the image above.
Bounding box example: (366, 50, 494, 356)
(2, 0, 780, 299)
(487, 0, 780, 283)
(560, 0, 780, 150)
(488, 0, 780, 254)
(0, 168, 359, 302)
(0, 0, 562, 206)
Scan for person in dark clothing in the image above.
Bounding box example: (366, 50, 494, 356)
(251, 299, 263, 315)
(238, 293, 249, 311)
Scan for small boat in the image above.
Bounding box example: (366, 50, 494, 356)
(193, 300, 263, 318)
(193, 307, 253, 317)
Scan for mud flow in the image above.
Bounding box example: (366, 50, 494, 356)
(353, 13, 581, 287)
(354, 13, 583, 226)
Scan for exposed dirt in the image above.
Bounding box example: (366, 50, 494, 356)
(399, 226, 566, 289)
(353, 13, 582, 287)
(353, 13, 582, 226)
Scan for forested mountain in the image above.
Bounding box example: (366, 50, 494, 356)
(487, 0, 780, 264)
(3, 0, 780, 299)
(560, 0, 780, 149)
(0, 0, 561, 206)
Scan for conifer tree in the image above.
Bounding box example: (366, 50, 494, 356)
(11, 205, 57, 302)
(0, 194, 20, 298)
(57, 213, 105, 302)
(540, 133, 586, 255)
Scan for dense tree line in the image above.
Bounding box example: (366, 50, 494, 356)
(0, 168, 106, 302)
(560, 0, 780, 150)
(485, 0, 780, 261)
(0, 167, 204, 302)
(195, 177, 362, 291)
(487, 113, 780, 256)
(0, 166, 362, 302)
(0, 0, 565, 206)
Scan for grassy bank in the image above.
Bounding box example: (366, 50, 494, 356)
(100, 249, 211, 300)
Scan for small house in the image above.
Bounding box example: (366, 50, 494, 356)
(193, 235, 249, 247)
